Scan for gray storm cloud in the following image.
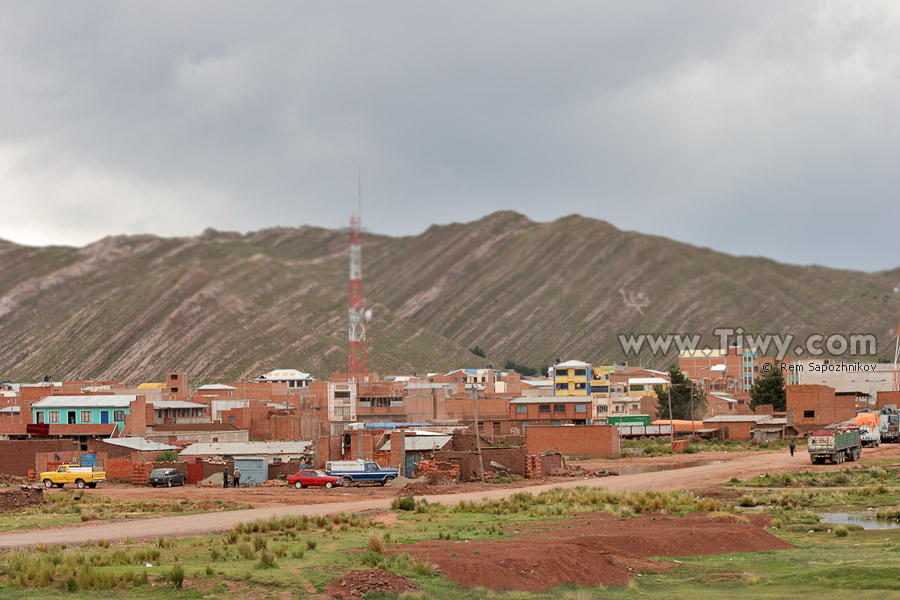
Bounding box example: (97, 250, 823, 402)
(0, 1, 897, 270)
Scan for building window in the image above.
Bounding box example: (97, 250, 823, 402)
(515, 405, 527, 414)
(596, 385, 609, 393)
(630, 384, 645, 392)
(35, 412, 44, 424)
(803, 410, 815, 419)
(574, 382, 586, 390)
(556, 369, 568, 377)
(48, 411, 60, 424)
(575, 404, 587, 413)
(538, 404, 551, 414)
(80, 411, 92, 423)
(555, 383, 569, 391)
(335, 391, 351, 399)
(171, 387, 178, 393)
(597, 405, 608, 414)
(553, 404, 566, 413)
(452, 377, 458, 382)
(574, 369, 586, 376)
(228, 416, 237, 423)
(114, 410, 125, 422)
(551, 420, 561, 426)
(170, 374, 178, 380)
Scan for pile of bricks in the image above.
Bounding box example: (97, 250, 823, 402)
(415, 459, 460, 480)
(525, 454, 542, 478)
(671, 440, 689, 453)
(27, 469, 37, 483)
(131, 462, 152, 486)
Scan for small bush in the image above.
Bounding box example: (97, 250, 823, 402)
(367, 530, 385, 554)
(413, 559, 438, 576)
(834, 525, 849, 538)
(394, 496, 415, 511)
(170, 563, 184, 589)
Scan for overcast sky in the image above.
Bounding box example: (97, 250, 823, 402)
(1, 2, 898, 271)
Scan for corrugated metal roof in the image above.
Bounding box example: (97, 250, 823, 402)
(258, 369, 312, 381)
(509, 397, 589, 404)
(628, 377, 669, 386)
(150, 401, 207, 409)
(0, 406, 21, 413)
(32, 395, 136, 408)
(702, 415, 773, 423)
(554, 360, 590, 368)
(100, 437, 176, 451)
(179, 441, 312, 456)
(382, 434, 451, 452)
(197, 384, 237, 391)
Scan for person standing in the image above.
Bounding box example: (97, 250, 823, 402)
(222, 466, 229, 488)
(789, 440, 796, 457)
(233, 466, 242, 488)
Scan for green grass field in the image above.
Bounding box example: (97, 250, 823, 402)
(1, 473, 899, 598)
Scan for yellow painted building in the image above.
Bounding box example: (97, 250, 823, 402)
(552, 360, 591, 397)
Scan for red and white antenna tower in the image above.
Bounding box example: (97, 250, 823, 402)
(347, 179, 369, 382)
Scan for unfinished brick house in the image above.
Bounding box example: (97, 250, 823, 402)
(786, 384, 857, 434)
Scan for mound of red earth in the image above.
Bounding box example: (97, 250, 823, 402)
(325, 569, 418, 599)
(395, 512, 790, 591)
(0, 487, 44, 512)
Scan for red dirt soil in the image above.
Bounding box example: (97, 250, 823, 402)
(325, 569, 418, 599)
(396, 512, 790, 591)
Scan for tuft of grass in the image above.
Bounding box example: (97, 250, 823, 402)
(367, 529, 385, 554)
(169, 563, 185, 589)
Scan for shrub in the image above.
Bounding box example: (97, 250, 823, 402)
(367, 530, 385, 554)
(169, 563, 184, 589)
(834, 525, 849, 538)
(158, 450, 179, 462)
(394, 496, 415, 511)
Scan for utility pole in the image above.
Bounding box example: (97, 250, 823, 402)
(471, 386, 486, 483)
(690, 381, 695, 437)
(667, 383, 674, 443)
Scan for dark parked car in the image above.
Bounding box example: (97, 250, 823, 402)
(149, 468, 187, 487)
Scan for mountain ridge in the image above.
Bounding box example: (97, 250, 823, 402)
(0, 211, 897, 384)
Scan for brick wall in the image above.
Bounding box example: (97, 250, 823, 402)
(524, 425, 620, 458)
(878, 391, 900, 410)
(787, 385, 857, 431)
(704, 420, 754, 441)
(0, 440, 80, 476)
(105, 458, 134, 481)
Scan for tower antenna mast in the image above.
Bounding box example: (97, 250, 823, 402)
(348, 173, 368, 382)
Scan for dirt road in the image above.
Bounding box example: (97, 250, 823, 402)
(2, 445, 896, 550)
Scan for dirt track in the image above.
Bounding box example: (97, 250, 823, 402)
(2, 444, 897, 550)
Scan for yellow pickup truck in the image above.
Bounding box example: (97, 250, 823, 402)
(40, 464, 106, 489)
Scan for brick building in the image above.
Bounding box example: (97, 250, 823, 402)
(786, 385, 857, 433)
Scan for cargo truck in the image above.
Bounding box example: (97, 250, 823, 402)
(807, 429, 861, 464)
(879, 409, 899, 443)
(854, 410, 881, 447)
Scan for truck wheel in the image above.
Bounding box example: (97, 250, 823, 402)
(76, 480, 86, 489)
(381, 476, 395, 486)
(151, 483, 157, 487)
(43, 479, 53, 488)
(56, 483, 64, 488)
(342, 478, 351, 487)
(325, 481, 334, 489)
(294, 482, 304, 489)
(166, 480, 173, 488)
(88, 482, 97, 489)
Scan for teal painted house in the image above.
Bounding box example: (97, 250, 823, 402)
(32, 395, 136, 432)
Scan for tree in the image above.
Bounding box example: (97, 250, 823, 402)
(749, 363, 787, 411)
(470, 345, 486, 358)
(654, 365, 706, 421)
(157, 450, 178, 462)
(503, 360, 538, 377)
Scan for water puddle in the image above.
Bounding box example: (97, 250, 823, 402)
(616, 460, 725, 475)
(818, 512, 900, 530)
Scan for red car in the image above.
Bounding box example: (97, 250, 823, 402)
(287, 469, 345, 489)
